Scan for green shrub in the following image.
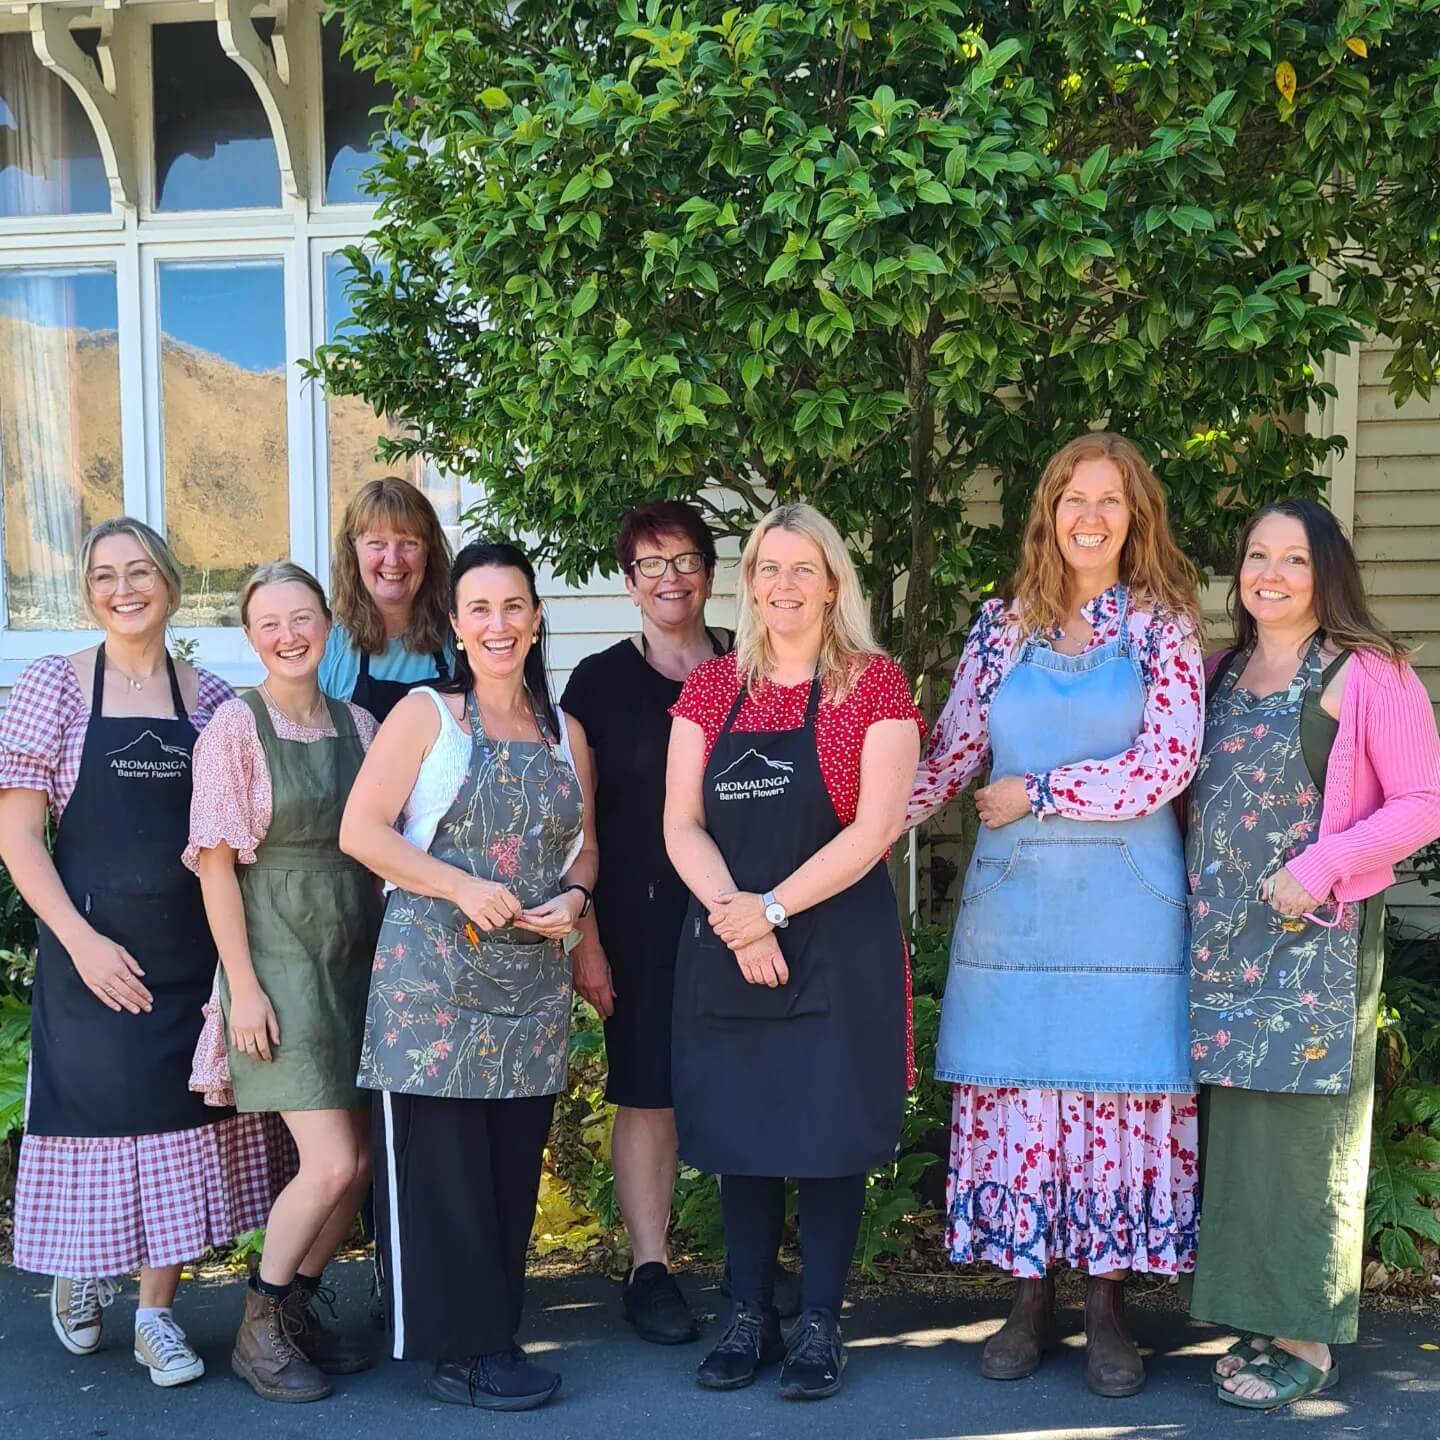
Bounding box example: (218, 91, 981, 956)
(1367, 922, 1440, 1272)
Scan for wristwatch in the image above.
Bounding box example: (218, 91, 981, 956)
(762, 891, 789, 929)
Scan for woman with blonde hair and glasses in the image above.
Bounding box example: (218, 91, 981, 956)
(666, 503, 924, 1400)
(908, 434, 1205, 1397)
(0, 518, 277, 1389)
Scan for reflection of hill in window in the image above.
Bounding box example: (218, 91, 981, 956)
(0, 301, 120, 629)
(152, 21, 279, 210)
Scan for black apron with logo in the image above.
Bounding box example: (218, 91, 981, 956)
(349, 648, 450, 725)
(27, 648, 226, 1138)
(671, 678, 905, 1178)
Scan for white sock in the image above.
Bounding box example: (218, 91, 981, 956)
(135, 1306, 173, 1330)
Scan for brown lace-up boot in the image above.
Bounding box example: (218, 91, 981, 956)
(231, 1283, 332, 1403)
(284, 1275, 372, 1375)
(1084, 1274, 1145, 1397)
(979, 1273, 1056, 1380)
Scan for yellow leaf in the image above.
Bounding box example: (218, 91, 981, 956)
(1275, 61, 1297, 103)
(1345, 37, 1368, 58)
(1421, 1343, 1439, 1351)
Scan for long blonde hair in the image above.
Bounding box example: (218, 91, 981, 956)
(1011, 433, 1204, 637)
(734, 504, 881, 702)
(330, 477, 453, 655)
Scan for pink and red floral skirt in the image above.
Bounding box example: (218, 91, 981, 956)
(945, 1085, 1200, 1278)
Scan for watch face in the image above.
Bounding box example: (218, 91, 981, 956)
(765, 904, 785, 924)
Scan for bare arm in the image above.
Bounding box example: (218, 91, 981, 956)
(0, 788, 152, 1013)
(663, 716, 739, 904)
(710, 719, 921, 947)
(196, 841, 279, 1060)
(564, 727, 616, 1016)
(338, 690, 522, 931)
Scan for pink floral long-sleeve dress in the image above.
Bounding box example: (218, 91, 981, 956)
(908, 588, 1204, 1278)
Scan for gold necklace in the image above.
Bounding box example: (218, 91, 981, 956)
(260, 681, 328, 729)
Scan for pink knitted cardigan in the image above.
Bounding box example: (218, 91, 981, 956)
(1205, 647, 1440, 903)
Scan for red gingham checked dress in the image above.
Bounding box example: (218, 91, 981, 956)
(3, 655, 286, 1277)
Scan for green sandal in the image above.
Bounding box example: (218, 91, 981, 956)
(1211, 1333, 1270, 1384)
(1217, 1350, 1339, 1411)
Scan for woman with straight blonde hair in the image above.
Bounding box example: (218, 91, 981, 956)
(665, 503, 924, 1399)
(908, 434, 1205, 1398)
(321, 477, 454, 722)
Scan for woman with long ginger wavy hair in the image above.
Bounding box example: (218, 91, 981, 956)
(908, 433, 1205, 1398)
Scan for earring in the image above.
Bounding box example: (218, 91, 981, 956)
(455, 637, 465, 651)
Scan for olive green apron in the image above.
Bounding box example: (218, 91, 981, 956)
(1187, 647, 1383, 1344)
(221, 691, 381, 1113)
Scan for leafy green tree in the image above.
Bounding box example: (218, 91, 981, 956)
(315, 0, 1440, 680)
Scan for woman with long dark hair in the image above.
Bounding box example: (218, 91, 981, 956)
(340, 541, 597, 1412)
(1189, 499, 1440, 1410)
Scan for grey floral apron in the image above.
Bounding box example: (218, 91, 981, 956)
(1187, 636, 1360, 1094)
(357, 690, 584, 1100)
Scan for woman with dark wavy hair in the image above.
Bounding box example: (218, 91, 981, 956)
(1189, 498, 1440, 1410)
(340, 540, 598, 1412)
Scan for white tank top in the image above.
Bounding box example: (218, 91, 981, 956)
(388, 686, 582, 890)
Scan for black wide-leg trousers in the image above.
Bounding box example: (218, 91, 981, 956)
(372, 1089, 557, 1360)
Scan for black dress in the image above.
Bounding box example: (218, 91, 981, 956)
(561, 633, 725, 1108)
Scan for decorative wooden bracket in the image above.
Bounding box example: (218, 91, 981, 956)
(215, 0, 307, 201)
(29, 2, 136, 212)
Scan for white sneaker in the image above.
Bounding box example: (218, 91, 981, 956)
(134, 1312, 206, 1388)
(50, 1276, 119, 1356)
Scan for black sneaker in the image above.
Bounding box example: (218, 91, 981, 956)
(720, 1261, 803, 1319)
(695, 1302, 785, 1391)
(780, 1309, 846, 1401)
(623, 1263, 699, 1344)
(427, 1349, 561, 1411)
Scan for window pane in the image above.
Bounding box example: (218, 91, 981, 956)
(159, 260, 286, 625)
(324, 253, 459, 537)
(0, 266, 122, 629)
(322, 20, 389, 204)
(153, 22, 279, 211)
(0, 32, 108, 217)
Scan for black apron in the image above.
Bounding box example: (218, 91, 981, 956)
(27, 647, 226, 1138)
(349, 647, 450, 724)
(671, 677, 905, 1178)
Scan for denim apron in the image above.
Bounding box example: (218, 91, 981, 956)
(936, 590, 1192, 1092)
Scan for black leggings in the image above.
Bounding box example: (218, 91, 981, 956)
(720, 1173, 866, 1319)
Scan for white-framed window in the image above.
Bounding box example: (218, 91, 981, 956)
(0, 0, 464, 685)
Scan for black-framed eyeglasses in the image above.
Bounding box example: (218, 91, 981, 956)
(629, 552, 706, 579)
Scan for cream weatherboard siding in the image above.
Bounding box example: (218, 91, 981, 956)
(1339, 337, 1440, 925)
